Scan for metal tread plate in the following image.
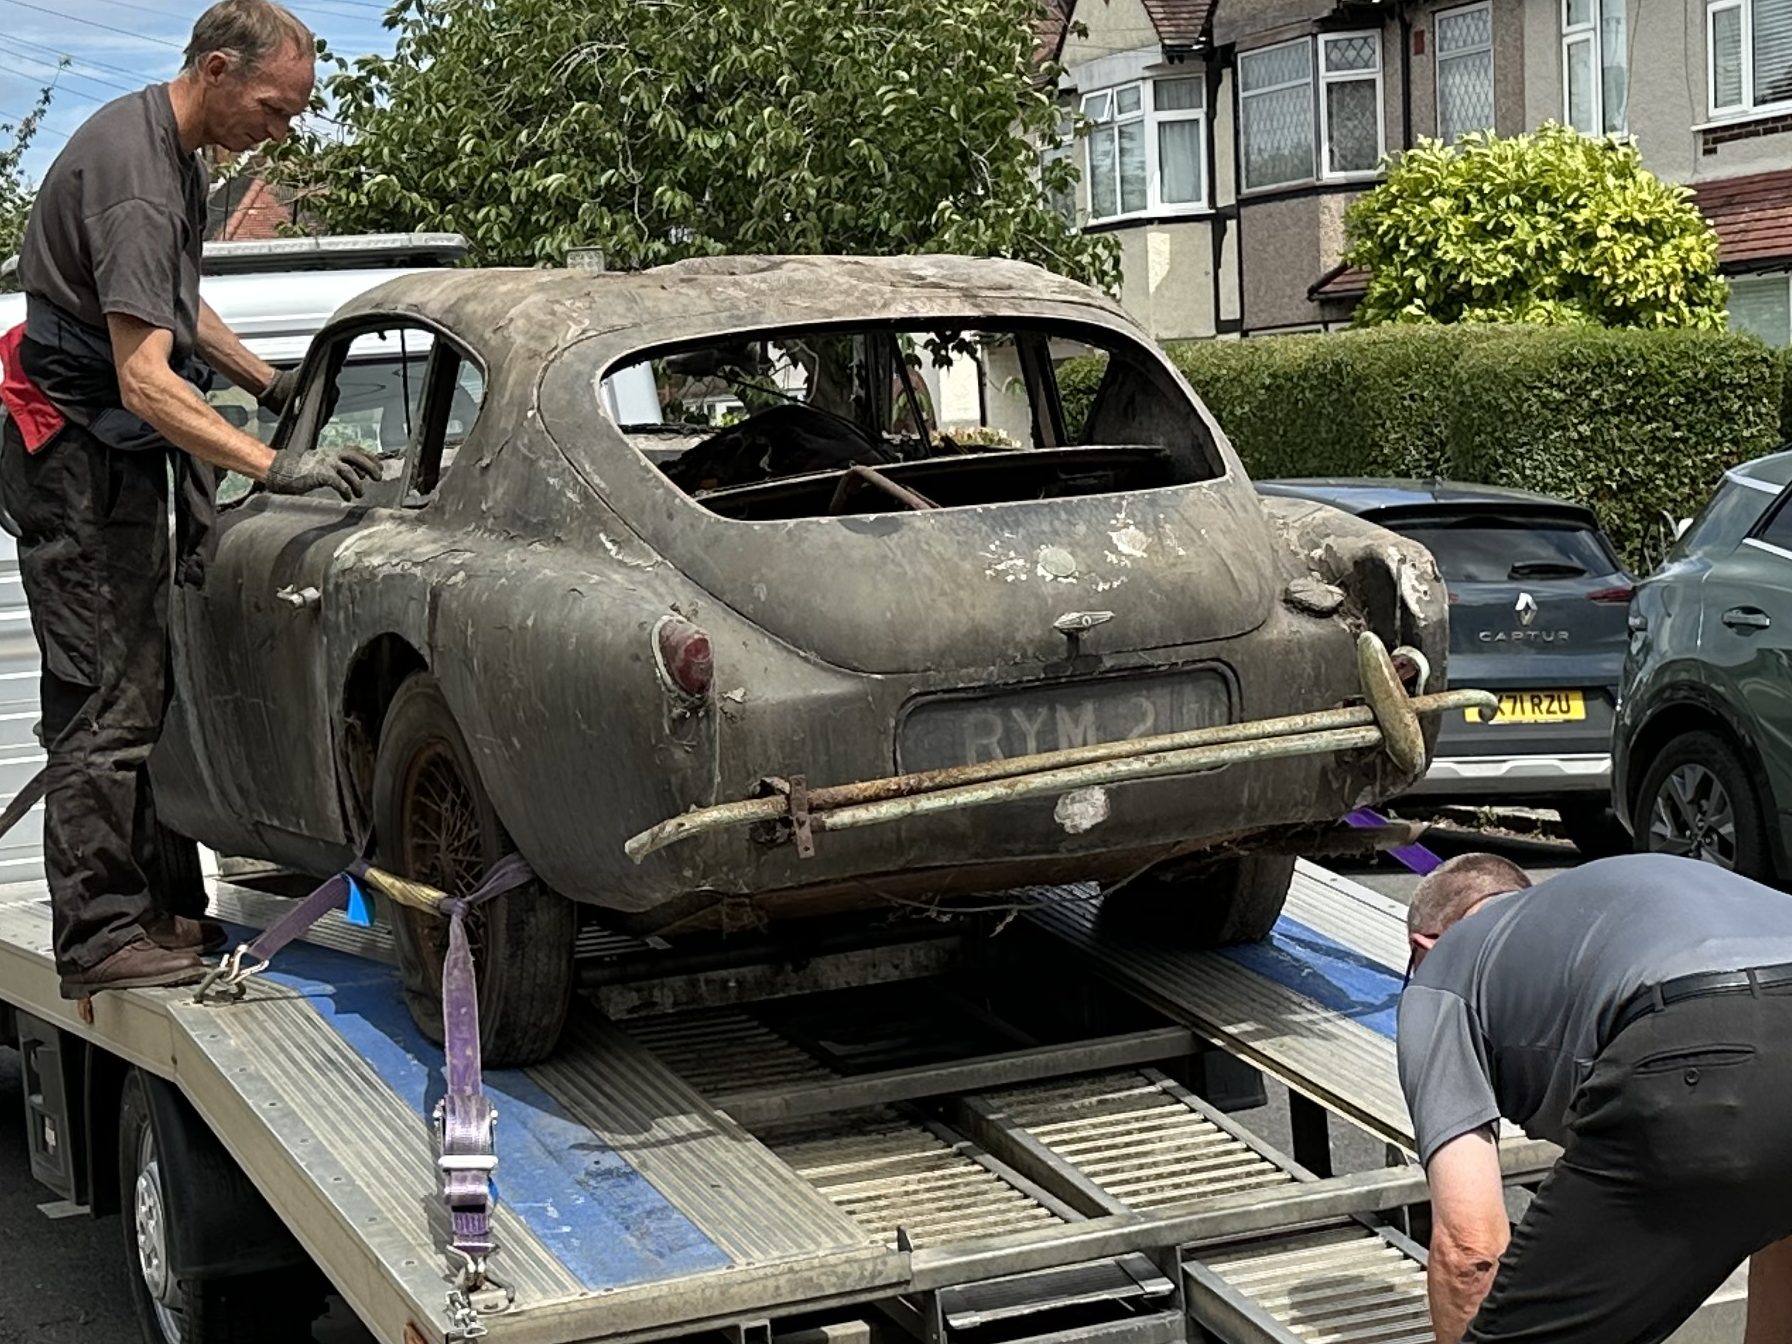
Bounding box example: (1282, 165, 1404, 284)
(624, 1008, 1071, 1251)
(758, 1107, 1068, 1249)
(1021, 873, 1414, 1152)
(1184, 1226, 1431, 1344)
(971, 1071, 1298, 1212)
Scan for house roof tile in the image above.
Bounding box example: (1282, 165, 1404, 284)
(1694, 169, 1792, 269)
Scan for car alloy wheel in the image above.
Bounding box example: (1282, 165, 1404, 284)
(1648, 762, 1738, 869)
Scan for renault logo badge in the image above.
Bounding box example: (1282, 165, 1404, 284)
(1515, 592, 1537, 627)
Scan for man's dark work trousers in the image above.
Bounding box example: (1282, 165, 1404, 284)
(0, 417, 188, 973)
(1467, 989, 1792, 1343)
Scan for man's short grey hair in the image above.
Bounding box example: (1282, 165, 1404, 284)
(183, 0, 314, 74)
(1408, 852, 1532, 938)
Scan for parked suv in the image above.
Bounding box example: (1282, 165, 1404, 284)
(1614, 447, 1792, 878)
(1259, 480, 1633, 853)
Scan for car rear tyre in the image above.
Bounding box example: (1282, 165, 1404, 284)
(119, 1071, 323, 1344)
(374, 674, 577, 1066)
(1556, 801, 1629, 860)
(1635, 731, 1769, 878)
(1101, 853, 1296, 944)
(153, 822, 207, 919)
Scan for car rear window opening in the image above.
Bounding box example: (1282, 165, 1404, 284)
(599, 323, 1220, 519)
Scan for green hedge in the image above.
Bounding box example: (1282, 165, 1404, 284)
(1066, 326, 1784, 570)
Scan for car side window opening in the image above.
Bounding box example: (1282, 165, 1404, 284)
(1751, 488, 1792, 551)
(598, 323, 1220, 520)
(404, 344, 487, 504)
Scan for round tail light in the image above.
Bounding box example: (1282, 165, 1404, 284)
(654, 616, 714, 700)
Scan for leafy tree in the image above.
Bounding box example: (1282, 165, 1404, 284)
(1345, 124, 1728, 329)
(277, 0, 1116, 289)
(1, 85, 53, 263)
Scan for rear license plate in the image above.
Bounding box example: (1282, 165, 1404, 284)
(899, 670, 1232, 773)
(1470, 690, 1586, 725)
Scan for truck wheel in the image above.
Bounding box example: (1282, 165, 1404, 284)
(374, 674, 576, 1066)
(1636, 731, 1769, 878)
(119, 1071, 322, 1344)
(1101, 853, 1295, 945)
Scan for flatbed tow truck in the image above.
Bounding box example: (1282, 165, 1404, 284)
(0, 848, 1750, 1344)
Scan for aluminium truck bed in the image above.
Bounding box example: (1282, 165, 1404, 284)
(0, 862, 1605, 1344)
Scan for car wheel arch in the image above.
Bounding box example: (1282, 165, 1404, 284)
(338, 634, 429, 834)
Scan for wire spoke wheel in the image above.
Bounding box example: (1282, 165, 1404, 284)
(375, 675, 577, 1065)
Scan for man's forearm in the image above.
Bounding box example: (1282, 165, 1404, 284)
(1428, 1249, 1499, 1344)
(120, 364, 276, 478)
(197, 300, 276, 395)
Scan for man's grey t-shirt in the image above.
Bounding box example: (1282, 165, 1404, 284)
(1396, 853, 1792, 1165)
(17, 85, 205, 365)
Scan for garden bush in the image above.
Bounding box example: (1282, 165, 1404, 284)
(1063, 325, 1782, 570)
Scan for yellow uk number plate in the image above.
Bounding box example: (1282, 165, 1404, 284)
(1467, 690, 1586, 725)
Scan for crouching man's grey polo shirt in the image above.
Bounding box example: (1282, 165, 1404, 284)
(1397, 853, 1792, 1164)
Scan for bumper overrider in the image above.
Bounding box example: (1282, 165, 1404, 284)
(627, 633, 1497, 863)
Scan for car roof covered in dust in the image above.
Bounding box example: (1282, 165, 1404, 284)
(330, 254, 1135, 366)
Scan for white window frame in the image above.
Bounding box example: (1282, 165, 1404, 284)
(1706, 0, 1792, 118)
(1562, 0, 1598, 130)
(1080, 74, 1208, 223)
(1318, 31, 1385, 178)
(1435, 1, 1496, 141)
(1239, 37, 1317, 192)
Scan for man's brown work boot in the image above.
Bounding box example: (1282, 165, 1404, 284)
(58, 939, 206, 998)
(142, 912, 229, 955)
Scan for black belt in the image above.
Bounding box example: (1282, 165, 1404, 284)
(1612, 960, 1792, 1037)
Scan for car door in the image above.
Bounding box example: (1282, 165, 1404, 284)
(1695, 486, 1792, 787)
(170, 319, 434, 857)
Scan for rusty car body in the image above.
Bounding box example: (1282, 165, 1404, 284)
(148, 255, 1449, 1062)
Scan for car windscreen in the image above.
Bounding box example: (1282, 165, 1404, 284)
(1395, 516, 1622, 584)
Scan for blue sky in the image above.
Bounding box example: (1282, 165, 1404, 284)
(0, 0, 398, 180)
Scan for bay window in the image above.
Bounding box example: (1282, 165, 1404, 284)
(1082, 75, 1207, 221)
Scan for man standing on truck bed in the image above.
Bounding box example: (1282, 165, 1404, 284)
(1397, 850, 1792, 1343)
(0, 0, 379, 997)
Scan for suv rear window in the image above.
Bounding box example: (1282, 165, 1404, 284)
(1395, 517, 1619, 584)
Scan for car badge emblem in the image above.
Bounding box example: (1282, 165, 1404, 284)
(1515, 592, 1537, 627)
(1054, 610, 1115, 655)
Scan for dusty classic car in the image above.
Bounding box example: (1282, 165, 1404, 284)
(149, 255, 1449, 1063)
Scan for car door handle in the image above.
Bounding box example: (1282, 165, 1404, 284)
(275, 584, 321, 611)
(1722, 606, 1771, 630)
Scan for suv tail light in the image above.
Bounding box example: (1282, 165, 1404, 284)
(654, 616, 713, 699)
(1587, 585, 1635, 604)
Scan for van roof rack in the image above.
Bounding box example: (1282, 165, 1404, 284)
(199, 232, 469, 274)
(2, 232, 469, 284)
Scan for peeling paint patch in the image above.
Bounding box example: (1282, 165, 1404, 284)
(1054, 786, 1110, 834)
(1108, 525, 1149, 559)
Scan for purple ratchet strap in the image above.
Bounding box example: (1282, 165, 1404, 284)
(198, 850, 535, 1286)
(1344, 807, 1442, 876)
(435, 851, 533, 1272)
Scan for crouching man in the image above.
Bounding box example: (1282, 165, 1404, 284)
(1398, 851, 1792, 1343)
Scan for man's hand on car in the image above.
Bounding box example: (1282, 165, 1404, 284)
(265, 444, 382, 501)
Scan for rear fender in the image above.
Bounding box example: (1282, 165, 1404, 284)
(1257, 494, 1450, 712)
